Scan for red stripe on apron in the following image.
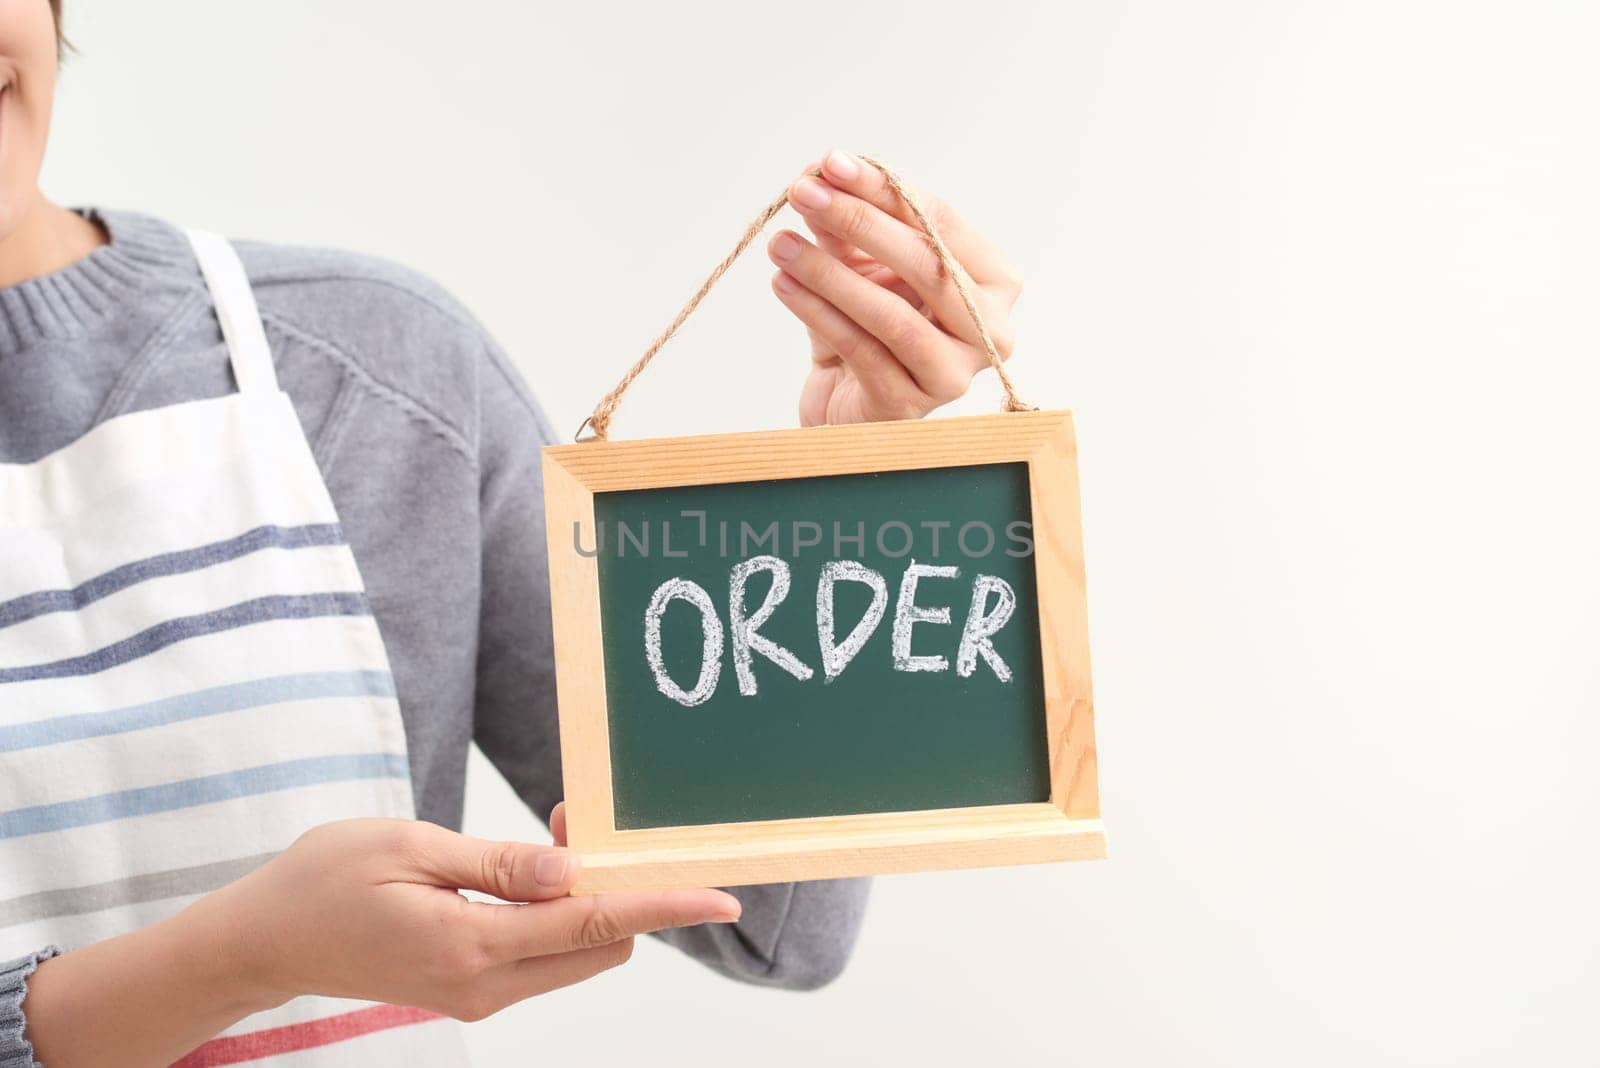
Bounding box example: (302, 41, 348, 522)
(172, 1005, 445, 1067)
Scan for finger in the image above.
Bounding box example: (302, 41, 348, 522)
(549, 803, 567, 848)
(771, 268, 922, 416)
(791, 156, 860, 262)
(400, 821, 579, 903)
(490, 939, 637, 1011)
(796, 156, 981, 297)
(768, 230, 975, 405)
(476, 887, 740, 964)
(789, 175, 1004, 355)
(449, 941, 637, 1020)
(817, 149, 1019, 289)
(802, 209, 860, 264)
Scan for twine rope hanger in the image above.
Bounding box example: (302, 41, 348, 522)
(578, 155, 1032, 441)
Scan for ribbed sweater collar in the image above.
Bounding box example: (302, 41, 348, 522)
(0, 207, 196, 352)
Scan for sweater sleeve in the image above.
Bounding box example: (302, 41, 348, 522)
(467, 339, 869, 989)
(0, 947, 59, 1068)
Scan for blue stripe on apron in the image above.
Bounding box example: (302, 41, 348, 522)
(0, 671, 396, 752)
(0, 753, 411, 838)
(0, 592, 373, 684)
(0, 523, 347, 630)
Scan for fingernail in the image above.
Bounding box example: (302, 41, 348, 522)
(771, 232, 802, 263)
(791, 177, 831, 211)
(824, 149, 860, 181)
(774, 270, 801, 294)
(534, 851, 570, 887)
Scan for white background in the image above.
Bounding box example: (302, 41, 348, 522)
(43, 2, 1600, 1065)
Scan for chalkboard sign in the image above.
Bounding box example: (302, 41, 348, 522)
(543, 411, 1103, 891)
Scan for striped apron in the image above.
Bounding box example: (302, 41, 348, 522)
(0, 230, 469, 1065)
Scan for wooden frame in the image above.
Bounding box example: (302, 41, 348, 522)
(541, 409, 1104, 891)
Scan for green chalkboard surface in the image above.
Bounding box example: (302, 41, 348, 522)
(591, 461, 1050, 830)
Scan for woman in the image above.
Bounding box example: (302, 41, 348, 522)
(0, 2, 1024, 1065)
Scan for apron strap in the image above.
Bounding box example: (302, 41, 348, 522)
(183, 227, 279, 395)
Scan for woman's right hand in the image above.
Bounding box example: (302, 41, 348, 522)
(209, 816, 741, 1019)
(24, 817, 740, 1066)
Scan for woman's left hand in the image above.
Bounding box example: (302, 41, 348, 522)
(768, 150, 1023, 427)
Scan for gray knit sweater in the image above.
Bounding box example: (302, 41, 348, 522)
(0, 208, 868, 1064)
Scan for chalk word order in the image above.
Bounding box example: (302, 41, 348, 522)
(643, 555, 1018, 707)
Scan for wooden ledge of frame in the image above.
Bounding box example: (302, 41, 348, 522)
(571, 804, 1107, 893)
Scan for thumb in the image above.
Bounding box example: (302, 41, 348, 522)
(402, 823, 580, 902)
